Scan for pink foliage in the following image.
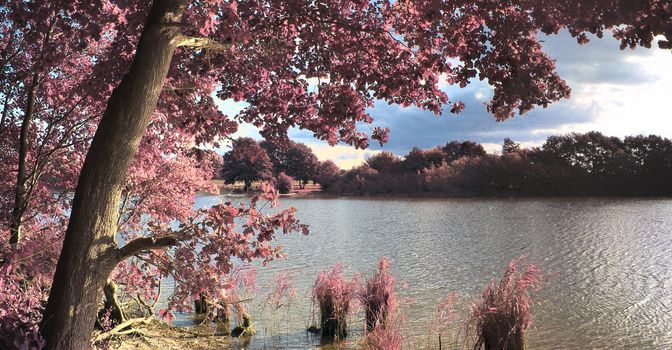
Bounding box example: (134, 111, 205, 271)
(1, 0, 668, 346)
(263, 270, 297, 311)
(366, 318, 404, 350)
(0, 261, 48, 350)
(470, 258, 541, 350)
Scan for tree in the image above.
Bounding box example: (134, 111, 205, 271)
(261, 140, 319, 188)
(221, 137, 274, 190)
(502, 138, 521, 154)
(366, 152, 403, 173)
(0, 0, 662, 348)
(314, 160, 342, 190)
(404, 146, 445, 172)
(442, 141, 487, 163)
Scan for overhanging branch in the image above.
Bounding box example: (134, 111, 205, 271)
(174, 35, 232, 51)
(116, 236, 178, 262)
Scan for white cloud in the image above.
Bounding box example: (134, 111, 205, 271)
(305, 142, 382, 169)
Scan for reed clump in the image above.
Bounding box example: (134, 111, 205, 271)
(469, 258, 541, 350)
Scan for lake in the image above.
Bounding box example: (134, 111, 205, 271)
(169, 195, 672, 349)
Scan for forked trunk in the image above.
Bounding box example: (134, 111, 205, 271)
(39, 1, 187, 348)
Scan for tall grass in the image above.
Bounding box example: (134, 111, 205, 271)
(469, 259, 541, 350)
(428, 293, 456, 349)
(359, 257, 397, 332)
(367, 316, 404, 350)
(311, 264, 358, 341)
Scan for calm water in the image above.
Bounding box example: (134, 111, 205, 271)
(168, 196, 672, 349)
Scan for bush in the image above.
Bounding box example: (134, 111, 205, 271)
(470, 258, 541, 350)
(275, 172, 293, 194)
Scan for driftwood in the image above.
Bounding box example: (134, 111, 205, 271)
(94, 317, 153, 343)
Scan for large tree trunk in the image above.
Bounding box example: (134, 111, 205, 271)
(39, 1, 187, 348)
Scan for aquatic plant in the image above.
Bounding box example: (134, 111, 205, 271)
(311, 264, 359, 341)
(359, 257, 397, 332)
(469, 258, 541, 350)
(429, 293, 456, 349)
(366, 317, 404, 350)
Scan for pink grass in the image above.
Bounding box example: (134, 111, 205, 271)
(359, 257, 397, 332)
(311, 264, 358, 340)
(470, 258, 541, 350)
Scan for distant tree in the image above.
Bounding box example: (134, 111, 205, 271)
(366, 152, 403, 173)
(424, 147, 446, 168)
(261, 140, 318, 188)
(623, 135, 672, 194)
(442, 141, 487, 163)
(403, 147, 429, 172)
(404, 146, 445, 172)
(502, 138, 521, 154)
(275, 172, 294, 194)
(314, 160, 342, 190)
(222, 137, 274, 190)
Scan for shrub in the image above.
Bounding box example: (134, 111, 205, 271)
(275, 172, 294, 194)
(470, 259, 541, 350)
(311, 264, 358, 341)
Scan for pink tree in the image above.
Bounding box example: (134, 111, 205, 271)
(0, 0, 667, 348)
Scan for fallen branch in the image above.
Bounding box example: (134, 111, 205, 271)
(94, 317, 153, 343)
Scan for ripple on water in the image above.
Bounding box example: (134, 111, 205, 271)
(159, 196, 672, 349)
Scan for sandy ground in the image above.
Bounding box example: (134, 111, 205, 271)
(102, 319, 237, 350)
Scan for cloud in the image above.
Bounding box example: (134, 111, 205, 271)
(214, 31, 671, 168)
(306, 142, 381, 169)
(358, 30, 670, 160)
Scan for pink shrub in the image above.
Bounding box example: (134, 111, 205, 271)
(0, 262, 48, 350)
(311, 264, 358, 340)
(275, 172, 294, 194)
(359, 257, 397, 332)
(470, 258, 541, 350)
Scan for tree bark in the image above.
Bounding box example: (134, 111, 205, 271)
(102, 280, 125, 325)
(9, 70, 39, 245)
(9, 19, 54, 245)
(39, 1, 188, 348)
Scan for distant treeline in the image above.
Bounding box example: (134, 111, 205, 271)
(323, 132, 672, 197)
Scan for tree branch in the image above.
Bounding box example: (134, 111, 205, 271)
(93, 317, 152, 343)
(116, 236, 178, 262)
(174, 35, 232, 51)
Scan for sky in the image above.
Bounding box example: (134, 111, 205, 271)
(218, 31, 672, 169)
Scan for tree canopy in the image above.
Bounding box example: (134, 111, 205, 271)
(222, 137, 274, 190)
(0, 0, 669, 348)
